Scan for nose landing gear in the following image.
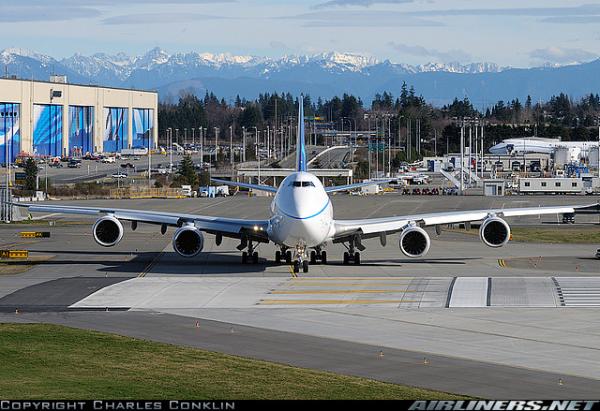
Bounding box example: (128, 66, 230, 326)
(292, 245, 309, 274)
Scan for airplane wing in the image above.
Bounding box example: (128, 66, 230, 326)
(333, 203, 600, 239)
(12, 202, 270, 240)
(324, 180, 391, 193)
(211, 178, 278, 193)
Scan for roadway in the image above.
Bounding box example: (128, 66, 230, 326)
(0, 194, 599, 398)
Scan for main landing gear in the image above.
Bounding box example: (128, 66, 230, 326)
(241, 239, 259, 264)
(310, 248, 327, 264)
(275, 248, 292, 264)
(342, 237, 362, 265)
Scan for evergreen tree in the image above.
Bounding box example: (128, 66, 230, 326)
(176, 155, 199, 186)
(24, 157, 38, 192)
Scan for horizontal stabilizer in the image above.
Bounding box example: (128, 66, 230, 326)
(211, 178, 278, 193)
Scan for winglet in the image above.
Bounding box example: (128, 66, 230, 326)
(296, 95, 307, 172)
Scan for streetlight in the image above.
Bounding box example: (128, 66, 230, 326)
(214, 127, 219, 165)
(229, 125, 233, 167)
(242, 126, 246, 162)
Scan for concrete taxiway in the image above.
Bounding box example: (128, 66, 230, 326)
(0, 194, 599, 398)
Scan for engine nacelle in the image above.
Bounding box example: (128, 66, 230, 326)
(479, 216, 511, 248)
(399, 225, 430, 258)
(172, 226, 204, 258)
(93, 216, 124, 247)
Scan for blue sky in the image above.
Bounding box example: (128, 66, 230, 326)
(2, 0, 600, 66)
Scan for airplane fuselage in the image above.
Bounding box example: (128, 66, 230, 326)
(267, 171, 334, 249)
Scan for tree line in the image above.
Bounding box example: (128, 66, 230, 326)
(158, 84, 600, 156)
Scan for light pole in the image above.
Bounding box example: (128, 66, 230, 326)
(242, 126, 246, 162)
(214, 127, 219, 165)
(191, 128, 195, 147)
(229, 125, 233, 167)
(255, 130, 261, 185)
(200, 127, 204, 165)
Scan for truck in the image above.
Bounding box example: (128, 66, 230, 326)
(101, 156, 116, 164)
(360, 182, 382, 195)
(216, 185, 230, 197)
(181, 185, 197, 198)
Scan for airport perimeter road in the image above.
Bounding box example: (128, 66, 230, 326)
(0, 194, 599, 398)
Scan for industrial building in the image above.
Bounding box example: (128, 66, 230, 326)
(0, 76, 157, 162)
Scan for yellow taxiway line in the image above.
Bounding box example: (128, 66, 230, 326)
(260, 299, 418, 305)
(270, 289, 419, 295)
(284, 282, 414, 287)
(138, 250, 165, 278)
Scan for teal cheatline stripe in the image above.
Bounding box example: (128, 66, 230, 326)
(280, 200, 329, 220)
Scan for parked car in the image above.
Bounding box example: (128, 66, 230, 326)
(120, 162, 135, 169)
(67, 160, 81, 168)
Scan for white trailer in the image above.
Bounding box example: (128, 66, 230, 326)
(518, 177, 583, 194)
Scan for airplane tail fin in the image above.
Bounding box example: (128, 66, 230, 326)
(296, 95, 307, 172)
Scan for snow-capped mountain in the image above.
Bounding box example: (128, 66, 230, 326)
(2, 47, 599, 104)
(56, 47, 507, 81)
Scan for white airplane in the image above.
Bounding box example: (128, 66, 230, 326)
(12, 97, 599, 273)
(489, 137, 599, 162)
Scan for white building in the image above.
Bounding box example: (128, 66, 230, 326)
(0, 76, 158, 161)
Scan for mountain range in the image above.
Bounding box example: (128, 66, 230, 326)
(2, 47, 600, 106)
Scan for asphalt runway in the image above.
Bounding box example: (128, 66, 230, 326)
(1, 194, 599, 398)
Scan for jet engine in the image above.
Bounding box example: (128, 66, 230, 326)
(479, 216, 511, 248)
(93, 216, 124, 247)
(399, 225, 430, 258)
(172, 225, 204, 258)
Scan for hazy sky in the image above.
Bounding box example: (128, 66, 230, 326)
(3, 0, 600, 67)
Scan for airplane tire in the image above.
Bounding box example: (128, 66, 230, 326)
(285, 251, 292, 264)
(242, 252, 248, 264)
(275, 251, 281, 264)
(252, 252, 259, 264)
(343, 252, 349, 265)
(310, 251, 317, 264)
(302, 260, 309, 273)
(354, 252, 361, 265)
(321, 251, 327, 264)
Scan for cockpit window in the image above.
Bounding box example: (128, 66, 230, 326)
(289, 181, 315, 187)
